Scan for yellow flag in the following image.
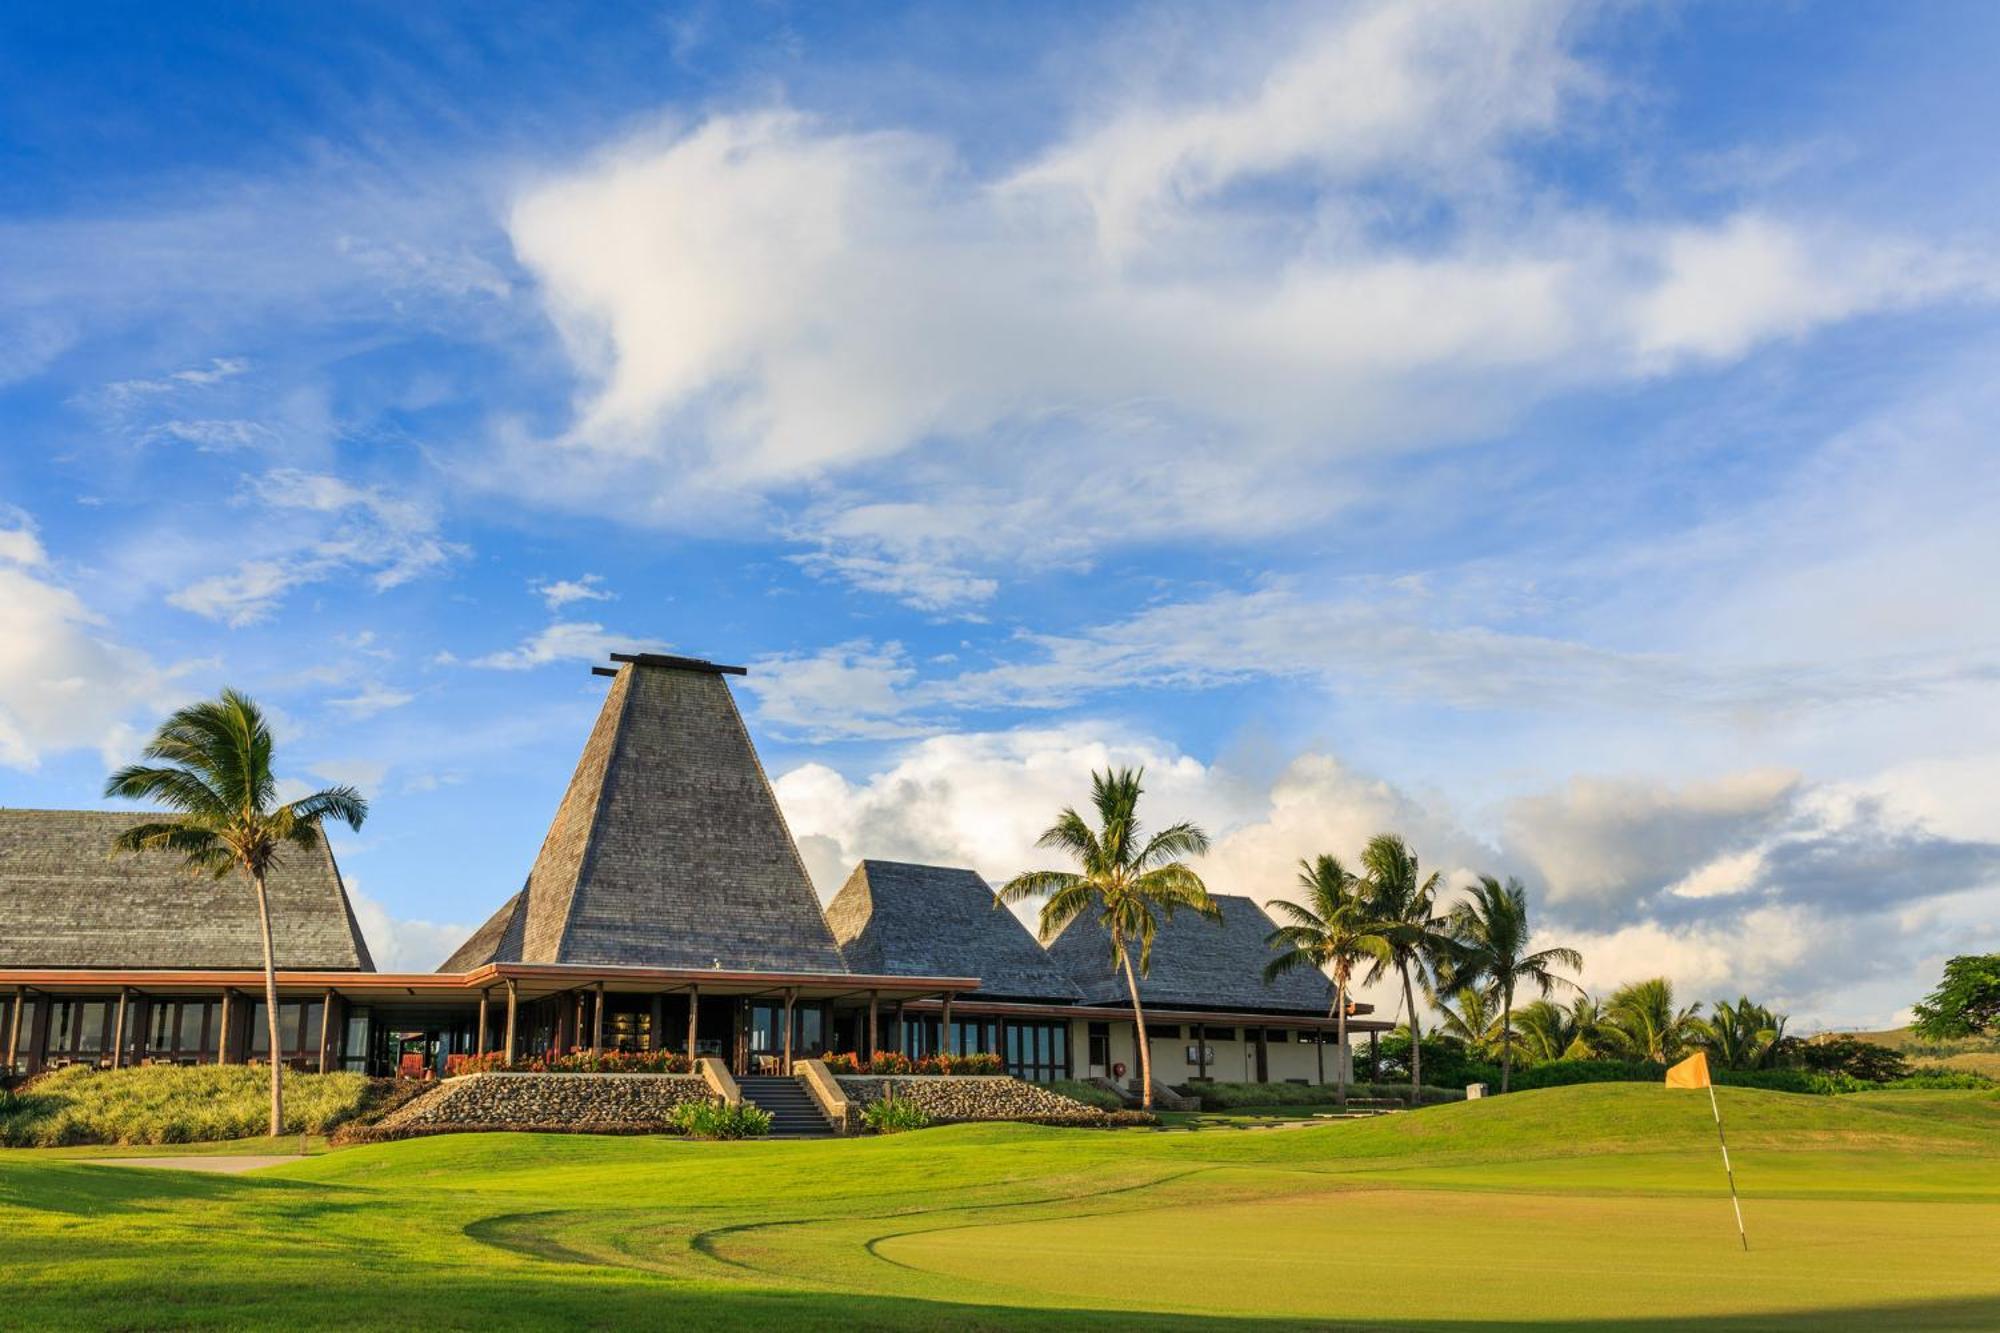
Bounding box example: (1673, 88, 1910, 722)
(1666, 1050, 1712, 1089)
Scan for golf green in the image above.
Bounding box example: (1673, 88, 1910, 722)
(3, 1083, 1997, 1330)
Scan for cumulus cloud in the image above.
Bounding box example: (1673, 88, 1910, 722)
(346, 886, 477, 973)
(501, 0, 1988, 605)
(534, 573, 613, 610)
(168, 469, 464, 625)
(468, 621, 660, 670)
(0, 515, 191, 769)
(325, 683, 417, 719)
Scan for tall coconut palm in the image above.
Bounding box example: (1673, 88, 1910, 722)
(1000, 767, 1215, 1110)
(1263, 854, 1390, 1106)
(1602, 977, 1704, 1064)
(1438, 876, 1583, 1092)
(1358, 834, 1449, 1101)
(105, 689, 368, 1136)
(1697, 996, 1789, 1070)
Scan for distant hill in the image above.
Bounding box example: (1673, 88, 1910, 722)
(1839, 1026, 2000, 1078)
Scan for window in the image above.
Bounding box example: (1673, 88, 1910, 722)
(1002, 1020, 1068, 1083)
(1087, 1021, 1110, 1071)
(1199, 1026, 1235, 1043)
(247, 1002, 323, 1058)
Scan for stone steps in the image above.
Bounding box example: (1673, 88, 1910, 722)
(737, 1075, 836, 1137)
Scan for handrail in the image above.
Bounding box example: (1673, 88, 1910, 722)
(795, 1058, 851, 1134)
(696, 1055, 741, 1106)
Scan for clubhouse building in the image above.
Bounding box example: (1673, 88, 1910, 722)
(1, 654, 1381, 1091)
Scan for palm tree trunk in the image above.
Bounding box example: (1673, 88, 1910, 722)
(1117, 940, 1153, 1111)
(1402, 966, 1423, 1103)
(1501, 984, 1513, 1094)
(252, 867, 284, 1138)
(1334, 976, 1349, 1108)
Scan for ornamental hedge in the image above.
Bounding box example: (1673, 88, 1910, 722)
(443, 1049, 694, 1077)
(819, 1051, 1004, 1076)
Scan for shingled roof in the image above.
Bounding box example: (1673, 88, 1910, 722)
(439, 655, 849, 973)
(824, 860, 1082, 1002)
(0, 809, 374, 971)
(1043, 893, 1334, 1016)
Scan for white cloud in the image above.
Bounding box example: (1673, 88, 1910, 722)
(500, 1, 1988, 606)
(0, 519, 192, 769)
(534, 573, 612, 610)
(325, 684, 416, 718)
(167, 469, 464, 625)
(346, 886, 477, 973)
(468, 620, 662, 670)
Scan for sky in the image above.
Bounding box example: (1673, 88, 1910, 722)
(3, 1, 1997, 1029)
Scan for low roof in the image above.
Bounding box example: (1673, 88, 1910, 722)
(824, 860, 1083, 1002)
(1043, 893, 1335, 1017)
(0, 809, 374, 971)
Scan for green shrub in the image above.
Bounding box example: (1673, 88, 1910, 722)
(1047, 1079, 1125, 1111)
(0, 1065, 374, 1147)
(668, 1100, 772, 1139)
(1799, 1037, 1910, 1082)
(861, 1095, 931, 1134)
(1873, 1069, 1997, 1091)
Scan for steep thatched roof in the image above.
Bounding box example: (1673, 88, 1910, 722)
(824, 860, 1082, 1002)
(439, 655, 848, 973)
(0, 808, 374, 971)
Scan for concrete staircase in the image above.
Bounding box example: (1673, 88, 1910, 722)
(737, 1075, 837, 1138)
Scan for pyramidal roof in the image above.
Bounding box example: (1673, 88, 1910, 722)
(441, 654, 848, 973)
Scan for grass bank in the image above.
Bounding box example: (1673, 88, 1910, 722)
(0, 1065, 375, 1146)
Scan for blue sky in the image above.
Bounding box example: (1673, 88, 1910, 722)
(3, 1, 1997, 1026)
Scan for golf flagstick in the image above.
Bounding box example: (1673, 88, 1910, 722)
(1668, 1051, 1747, 1251)
(1706, 1081, 1749, 1251)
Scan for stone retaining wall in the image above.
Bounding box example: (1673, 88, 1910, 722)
(834, 1075, 1124, 1126)
(372, 1072, 715, 1133)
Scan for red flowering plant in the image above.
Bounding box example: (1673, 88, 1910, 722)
(917, 1051, 1004, 1076)
(449, 1049, 693, 1076)
(865, 1051, 915, 1075)
(444, 1052, 509, 1078)
(820, 1052, 864, 1074)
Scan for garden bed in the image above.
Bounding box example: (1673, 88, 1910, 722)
(834, 1074, 1153, 1127)
(354, 1071, 716, 1139)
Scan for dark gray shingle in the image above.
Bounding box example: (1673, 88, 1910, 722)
(0, 809, 374, 971)
(824, 860, 1081, 1001)
(1043, 893, 1334, 1015)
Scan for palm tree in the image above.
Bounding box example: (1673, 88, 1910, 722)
(1697, 996, 1789, 1070)
(105, 689, 368, 1136)
(1358, 834, 1449, 1101)
(1000, 768, 1216, 1110)
(1263, 855, 1391, 1106)
(1515, 994, 1610, 1063)
(1433, 986, 1509, 1061)
(1438, 876, 1583, 1092)
(1601, 977, 1704, 1064)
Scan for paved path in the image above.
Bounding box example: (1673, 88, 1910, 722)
(85, 1155, 305, 1173)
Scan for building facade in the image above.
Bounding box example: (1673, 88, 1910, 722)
(1, 653, 1380, 1091)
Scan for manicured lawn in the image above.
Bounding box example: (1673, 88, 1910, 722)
(3, 1083, 1997, 1329)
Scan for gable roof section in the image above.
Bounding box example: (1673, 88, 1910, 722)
(824, 860, 1082, 1002)
(0, 808, 375, 971)
(1043, 893, 1334, 1016)
(443, 656, 849, 972)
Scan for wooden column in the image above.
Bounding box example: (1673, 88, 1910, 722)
(476, 989, 490, 1057)
(1315, 1028, 1325, 1084)
(1196, 1025, 1208, 1081)
(867, 991, 879, 1059)
(503, 979, 519, 1064)
(5, 987, 24, 1075)
(650, 992, 665, 1053)
(318, 989, 337, 1074)
(684, 980, 700, 1064)
(1369, 1029, 1380, 1082)
(109, 990, 130, 1070)
(893, 1001, 904, 1058)
(782, 988, 795, 1074)
(1255, 1027, 1269, 1083)
(941, 992, 954, 1056)
(592, 981, 606, 1055)
(218, 989, 236, 1065)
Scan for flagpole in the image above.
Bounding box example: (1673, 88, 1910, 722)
(1706, 1082, 1749, 1252)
